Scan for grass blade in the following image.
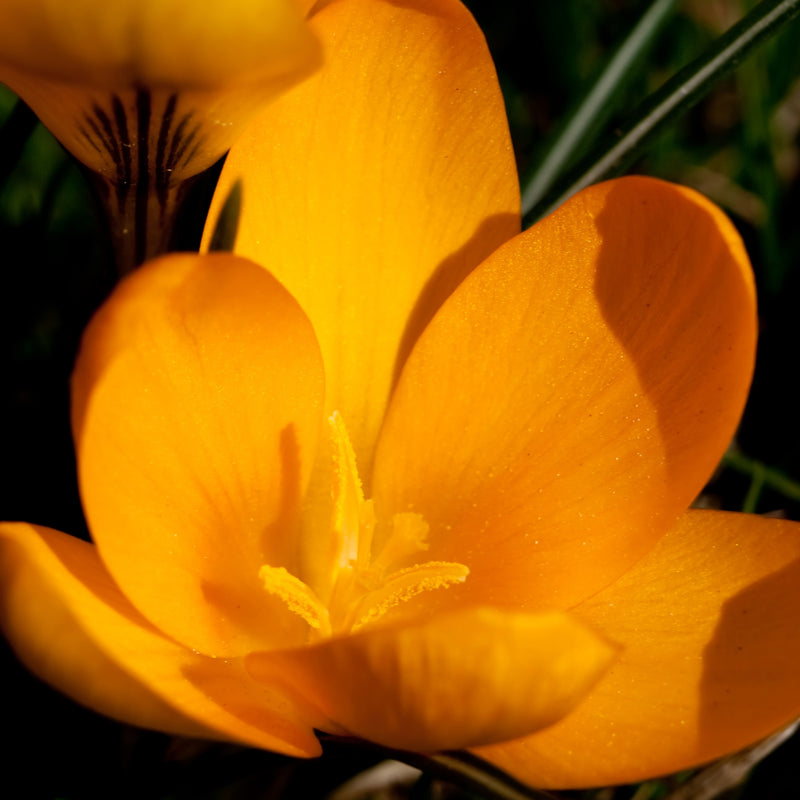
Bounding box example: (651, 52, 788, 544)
(524, 0, 800, 227)
(521, 0, 677, 217)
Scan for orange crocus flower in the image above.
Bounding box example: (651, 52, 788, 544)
(2, 0, 800, 791)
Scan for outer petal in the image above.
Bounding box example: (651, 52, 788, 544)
(0, 0, 316, 89)
(475, 510, 800, 788)
(373, 177, 756, 610)
(0, 523, 322, 757)
(73, 254, 325, 657)
(0, 3, 319, 186)
(205, 0, 520, 475)
(246, 607, 616, 752)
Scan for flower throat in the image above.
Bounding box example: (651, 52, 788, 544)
(259, 412, 468, 639)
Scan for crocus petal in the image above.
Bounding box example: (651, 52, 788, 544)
(206, 0, 520, 476)
(475, 510, 800, 788)
(373, 177, 756, 610)
(0, 1, 319, 188)
(246, 607, 616, 752)
(0, 523, 322, 757)
(73, 254, 325, 657)
(0, 0, 316, 89)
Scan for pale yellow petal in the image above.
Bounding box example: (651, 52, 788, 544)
(206, 0, 520, 476)
(0, 0, 317, 89)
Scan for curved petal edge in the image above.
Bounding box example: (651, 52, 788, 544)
(247, 606, 617, 752)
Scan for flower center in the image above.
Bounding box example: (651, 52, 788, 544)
(259, 412, 468, 639)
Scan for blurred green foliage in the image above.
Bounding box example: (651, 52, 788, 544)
(1, 1, 799, 797)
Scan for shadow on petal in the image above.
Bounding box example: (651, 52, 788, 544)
(393, 212, 521, 391)
(179, 657, 327, 752)
(594, 178, 755, 496)
(699, 553, 800, 751)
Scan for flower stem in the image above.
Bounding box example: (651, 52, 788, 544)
(319, 735, 561, 800)
(91, 172, 190, 276)
(423, 752, 562, 800)
(79, 88, 214, 276)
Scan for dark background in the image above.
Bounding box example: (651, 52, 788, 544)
(2, 1, 800, 797)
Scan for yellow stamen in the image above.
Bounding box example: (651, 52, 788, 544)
(259, 564, 331, 636)
(260, 412, 469, 639)
(350, 561, 470, 632)
(356, 498, 376, 571)
(330, 410, 366, 572)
